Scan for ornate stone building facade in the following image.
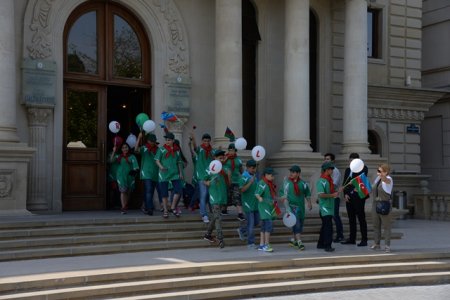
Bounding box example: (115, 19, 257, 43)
(0, 0, 447, 215)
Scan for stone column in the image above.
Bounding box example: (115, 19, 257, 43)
(27, 108, 52, 211)
(0, 0, 35, 215)
(214, 0, 242, 146)
(281, 0, 312, 152)
(0, 0, 19, 142)
(341, 0, 370, 154)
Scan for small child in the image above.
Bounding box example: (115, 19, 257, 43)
(238, 159, 259, 249)
(280, 165, 312, 251)
(203, 150, 230, 248)
(255, 167, 278, 252)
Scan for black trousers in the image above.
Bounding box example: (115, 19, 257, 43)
(345, 194, 367, 242)
(317, 214, 333, 249)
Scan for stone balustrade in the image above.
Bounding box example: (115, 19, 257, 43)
(413, 194, 450, 221)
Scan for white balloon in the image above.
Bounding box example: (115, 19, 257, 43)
(143, 120, 156, 133)
(283, 212, 297, 228)
(126, 134, 137, 148)
(208, 160, 222, 174)
(350, 158, 364, 173)
(235, 137, 247, 150)
(108, 121, 120, 134)
(251, 145, 266, 162)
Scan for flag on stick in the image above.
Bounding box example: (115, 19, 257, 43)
(161, 111, 178, 122)
(224, 127, 236, 142)
(350, 173, 372, 198)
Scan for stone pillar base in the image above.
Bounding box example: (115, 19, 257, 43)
(0, 142, 35, 215)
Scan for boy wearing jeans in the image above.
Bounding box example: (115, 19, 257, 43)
(255, 167, 277, 252)
(280, 165, 312, 251)
(238, 159, 259, 248)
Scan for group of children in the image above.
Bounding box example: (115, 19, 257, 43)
(108, 130, 343, 253)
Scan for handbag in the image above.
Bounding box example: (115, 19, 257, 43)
(375, 200, 391, 215)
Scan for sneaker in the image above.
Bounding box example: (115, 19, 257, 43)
(172, 209, 180, 217)
(221, 210, 229, 216)
(263, 244, 274, 252)
(203, 234, 215, 243)
(237, 213, 246, 221)
(289, 238, 298, 248)
(370, 244, 380, 250)
(333, 236, 344, 243)
(237, 228, 245, 241)
(176, 207, 182, 215)
(147, 210, 154, 216)
(121, 210, 127, 215)
(297, 242, 305, 251)
(247, 243, 256, 249)
(202, 215, 210, 223)
(141, 207, 148, 214)
(324, 247, 335, 252)
(257, 245, 265, 251)
(218, 239, 225, 249)
(385, 246, 391, 253)
(357, 240, 368, 247)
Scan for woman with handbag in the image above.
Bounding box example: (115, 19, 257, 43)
(371, 164, 394, 253)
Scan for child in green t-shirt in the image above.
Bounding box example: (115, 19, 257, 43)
(255, 167, 278, 252)
(280, 165, 312, 251)
(203, 150, 230, 248)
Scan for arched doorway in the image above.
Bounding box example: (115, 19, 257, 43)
(62, 1, 151, 210)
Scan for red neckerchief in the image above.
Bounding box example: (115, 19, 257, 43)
(117, 153, 129, 163)
(226, 153, 236, 171)
(219, 170, 230, 186)
(320, 173, 335, 193)
(263, 177, 277, 199)
(290, 177, 301, 196)
(145, 142, 158, 155)
(163, 144, 175, 158)
(201, 143, 212, 159)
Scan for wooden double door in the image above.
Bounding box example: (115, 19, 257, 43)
(63, 84, 147, 210)
(62, 1, 150, 210)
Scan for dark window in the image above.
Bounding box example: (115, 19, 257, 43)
(367, 8, 381, 58)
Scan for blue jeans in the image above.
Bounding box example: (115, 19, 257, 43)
(260, 219, 273, 233)
(245, 211, 260, 245)
(143, 179, 161, 211)
(333, 197, 344, 239)
(198, 181, 210, 217)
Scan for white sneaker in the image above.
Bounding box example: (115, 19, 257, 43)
(202, 215, 210, 223)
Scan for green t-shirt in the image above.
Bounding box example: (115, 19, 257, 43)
(255, 180, 275, 220)
(138, 145, 159, 181)
(316, 177, 335, 216)
(224, 156, 242, 184)
(111, 154, 139, 190)
(194, 146, 214, 181)
(239, 172, 258, 212)
(204, 173, 228, 205)
(155, 146, 182, 182)
(279, 178, 311, 220)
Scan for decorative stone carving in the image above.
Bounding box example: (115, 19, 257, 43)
(27, 0, 55, 59)
(368, 107, 424, 121)
(152, 0, 188, 75)
(0, 174, 13, 198)
(27, 107, 52, 126)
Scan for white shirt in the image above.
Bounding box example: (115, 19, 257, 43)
(373, 175, 393, 194)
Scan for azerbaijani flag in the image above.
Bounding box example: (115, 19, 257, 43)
(350, 173, 372, 198)
(224, 127, 236, 142)
(161, 111, 178, 122)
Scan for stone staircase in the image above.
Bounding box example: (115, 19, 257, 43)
(0, 212, 402, 261)
(0, 252, 449, 299)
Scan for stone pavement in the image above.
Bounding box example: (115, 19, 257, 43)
(0, 216, 449, 298)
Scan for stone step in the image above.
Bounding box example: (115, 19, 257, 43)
(0, 230, 403, 262)
(0, 252, 448, 299)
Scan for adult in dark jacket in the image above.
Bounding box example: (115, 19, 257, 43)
(341, 153, 369, 246)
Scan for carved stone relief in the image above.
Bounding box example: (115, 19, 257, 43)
(368, 107, 424, 121)
(0, 173, 13, 198)
(27, 0, 55, 59)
